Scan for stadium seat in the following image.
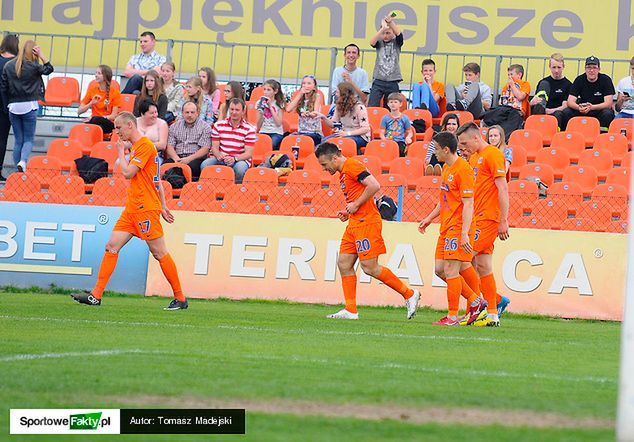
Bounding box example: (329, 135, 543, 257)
(48, 175, 86, 204)
(44, 76, 80, 107)
(508, 179, 539, 199)
(518, 162, 555, 187)
(252, 134, 273, 166)
(403, 109, 432, 141)
(90, 141, 118, 173)
(26, 156, 64, 185)
(450, 110, 474, 125)
(376, 173, 407, 200)
(508, 129, 543, 161)
(249, 86, 265, 102)
(286, 169, 322, 197)
(69, 123, 104, 148)
(179, 181, 223, 211)
(119, 94, 136, 113)
(566, 116, 600, 147)
(160, 163, 193, 185)
(47, 138, 83, 172)
(199, 164, 235, 184)
(223, 185, 260, 213)
(329, 137, 358, 157)
(547, 182, 584, 205)
(559, 217, 598, 232)
(282, 111, 299, 133)
(511, 216, 548, 230)
(167, 198, 199, 211)
(266, 186, 304, 215)
(578, 149, 614, 181)
(621, 151, 634, 169)
(402, 191, 437, 222)
(550, 131, 585, 162)
(606, 167, 632, 194)
(160, 180, 173, 202)
(366, 107, 389, 138)
(389, 157, 425, 189)
(480, 126, 489, 141)
(508, 144, 527, 179)
(242, 167, 279, 198)
(352, 155, 382, 177)
(406, 141, 429, 161)
(306, 187, 347, 217)
(591, 184, 628, 210)
(561, 165, 599, 197)
(415, 175, 442, 192)
(89, 176, 128, 206)
(246, 106, 259, 125)
(301, 153, 332, 185)
(531, 199, 572, 228)
(608, 118, 633, 146)
(279, 134, 315, 166)
(606, 219, 629, 234)
(2, 173, 42, 201)
(535, 147, 571, 181)
(593, 133, 628, 165)
(579, 200, 622, 225)
(364, 140, 399, 171)
(525, 114, 558, 145)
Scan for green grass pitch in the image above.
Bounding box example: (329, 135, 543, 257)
(0, 289, 620, 441)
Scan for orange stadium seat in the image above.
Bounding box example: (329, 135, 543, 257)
(606, 167, 632, 193)
(535, 147, 570, 181)
(525, 114, 558, 145)
(161, 163, 193, 184)
(286, 169, 322, 197)
(306, 187, 347, 218)
(167, 198, 199, 211)
(550, 131, 585, 162)
(547, 182, 584, 205)
(198, 164, 235, 186)
(89, 176, 128, 206)
(26, 156, 64, 185)
(403, 109, 432, 141)
(69, 123, 104, 148)
(252, 134, 273, 166)
(593, 133, 628, 165)
(376, 173, 407, 200)
(266, 186, 304, 215)
(246, 106, 259, 125)
(566, 116, 600, 147)
(579, 200, 621, 226)
(282, 111, 299, 133)
(366, 107, 389, 138)
(508, 144, 527, 179)
(508, 129, 543, 161)
(561, 165, 599, 196)
(364, 140, 399, 171)
(44, 76, 80, 107)
(402, 191, 438, 222)
(389, 157, 425, 189)
(90, 141, 118, 172)
(2, 173, 42, 201)
(179, 181, 224, 211)
(531, 199, 573, 228)
(406, 141, 429, 161)
(559, 217, 598, 232)
(518, 163, 555, 187)
(352, 155, 382, 177)
(280, 134, 315, 166)
(249, 86, 264, 102)
(416, 175, 442, 192)
(242, 167, 279, 199)
(578, 149, 614, 181)
(47, 139, 83, 171)
(508, 179, 539, 199)
(479, 126, 489, 141)
(301, 154, 332, 185)
(160, 180, 173, 202)
(591, 184, 628, 208)
(608, 118, 634, 146)
(329, 137, 358, 157)
(621, 151, 634, 169)
(223, 185, 260, 213)
(119, 94, 136, 113)
(48, 175, 86, 204)
(452, 111, 474, 125)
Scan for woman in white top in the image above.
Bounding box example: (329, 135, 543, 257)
(256, 79, 285, 148)
(286, 75, 324, 146)
(136, 98, 168, 165)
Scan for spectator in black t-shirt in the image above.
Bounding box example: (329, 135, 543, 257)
(560, 56, 615, 130)
(529, 53, 572, 128)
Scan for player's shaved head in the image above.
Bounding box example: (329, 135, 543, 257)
(455, 122, 479, 138)
(115, 111, 137, 127)
(315, 142, 341, 159)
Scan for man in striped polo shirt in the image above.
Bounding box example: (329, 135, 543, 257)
(201, 97, 256, 183)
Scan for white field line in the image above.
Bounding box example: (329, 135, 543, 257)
(0, 349, 164, 363)
(0, 315, 194, 328)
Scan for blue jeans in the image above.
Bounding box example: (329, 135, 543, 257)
(9, 109, 37, 167)
(201, 157, 250, 183)
(615, 112, 634, 119)
(262, 132, 283, 149)
(121, 74, 144, 95)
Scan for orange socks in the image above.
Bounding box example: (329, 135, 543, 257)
(446, 276, 462, 317)
(342, 275, 358, 313)
(480, 273, 498, 314)
(92, 251, 118, 299)
(159, 254, 185, 302)
(377, 267, 414, 299)
(459, 266, 480, 304)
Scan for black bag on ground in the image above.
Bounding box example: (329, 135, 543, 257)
(481, 106, 524, 142)
(162, 167, 186, 189)
(376, 195, 397, 221)
(412, 119, 427, 133)
(74, 156, 108, 184)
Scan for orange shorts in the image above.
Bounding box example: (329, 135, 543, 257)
(474, 219, 499, 255)
(113, 210, 163, 241)
(340, 221, 386, 261)
(435, 225, 474, 262)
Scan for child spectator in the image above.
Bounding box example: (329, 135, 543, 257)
(78, 64, 121, 137)
(218, 81, 245, 121)
(323, 82, 371, 153)
(498, 64, 530, 117)
(178, 76, 214, 124)
(287, 75, 324, 145)
(160, 61, 185, 123)
(425, 113, 459, 176)
(368, 14, 403, 108)
(615, 56, 634, 119)
(380, 92, 413, 156)
(199, 66, 220, 119)
(411, 59, 444, 116)
(256, 79, 285, 149)
(133, 70, 167, 119)
(487, 125, 512, 180)
(445, 63, 492, 119)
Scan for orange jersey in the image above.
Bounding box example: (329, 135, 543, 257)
(80, 80, 122, 117)
(340, 158, 381, 226)
(499, 78, 531, 115)
(126, 137, 161, 213)
(439, 157, 474, 234)
(470, 145, 506, 222)
(431, 81, 445, 98)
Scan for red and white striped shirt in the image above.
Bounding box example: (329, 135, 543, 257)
(211, 118, 257, 165)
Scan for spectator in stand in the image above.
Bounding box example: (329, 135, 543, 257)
(487, 125, 512, 179)
(0, 40, 53, 173)
(218, 81, 245, 121)
(330, 43, 370, 105)
(322, 82, 371, 153)
(255, 79, 285, 149)
(529, 53, 572, 127)
(164, 101, 211, 180)
(498, 64, 531, 117)
(160, 61, 185, 123)
(615, 56, 634, 119)
(202, 97, 256, 184)
(199, 66, 221, 119)
(78, 64, 121, 138)
(287, 75, 324, 145)
(411, 59, 444, 117)
(175, 77, 213, 124)
(0, 33, 19, 181)
(379, 92, 413, 157)
(445, 63, 492, 119)
(122, 31, 166, 95)
(561, 56, 615, 130)
(425, 113, 459, 176)
(133, 71, 167, 119)
(368, 14, 403, 108)
(137, 99, 168, 165)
